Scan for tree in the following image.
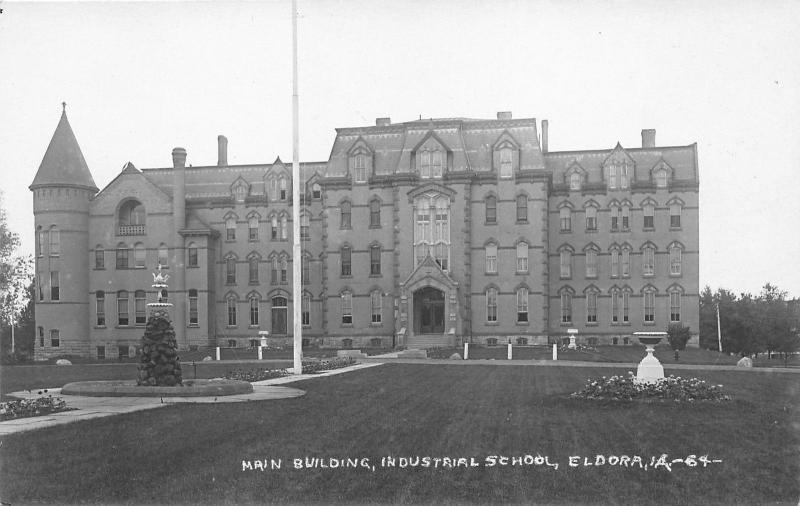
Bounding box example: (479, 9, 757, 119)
(0, 191, 34, 361)
(666, 323, 692, 351)
(698, 286, 718, 350)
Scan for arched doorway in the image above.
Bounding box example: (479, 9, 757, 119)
(414, 287, 445, 334)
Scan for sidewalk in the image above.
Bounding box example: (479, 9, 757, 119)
(0, 362, 382, 436)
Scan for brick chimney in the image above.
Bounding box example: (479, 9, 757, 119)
(541, 120, 549, 153)
(641, 129, 656, 148)
(217, 135, 228, 166)
(376, 117, 391, 127)
(496, 111, 512, 120)
(172, 147, 186, 168)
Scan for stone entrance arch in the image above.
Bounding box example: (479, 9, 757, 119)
(414, 286, 445, 334)
(398, 254, 460, 347)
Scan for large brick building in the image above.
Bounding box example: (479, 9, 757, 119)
(30, 108, 699, 359)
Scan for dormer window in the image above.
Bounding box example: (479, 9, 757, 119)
(420, 150, 443, 179)
(499, 147, 512, 178)
(312, 183, 321, 199)
(233, 184, 247, 202)
(279, 177, 287, 201)
(354, 153, 367, 183)
(655, 169, 668, 188)
(570, 173, 581, 191)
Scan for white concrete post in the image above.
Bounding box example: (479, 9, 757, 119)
(552, 343, 557, 361)
(216, 346, 220, 361)
(464, 342, 469, 360)
(257, 346, 263, 360)
(507, 342, 512, 360)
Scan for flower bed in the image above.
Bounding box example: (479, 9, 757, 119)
(225, 356, 357, 382)
(1, 391, 75, 421)
(570, 372, 732, 402)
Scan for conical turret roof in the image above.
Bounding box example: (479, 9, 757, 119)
(30, 105, 98, 191)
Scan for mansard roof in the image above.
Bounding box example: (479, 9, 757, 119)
(30, 107, 98, 191)
(324, 116, 546, 177)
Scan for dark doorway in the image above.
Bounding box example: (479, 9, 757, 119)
(414, 287, 445, 334)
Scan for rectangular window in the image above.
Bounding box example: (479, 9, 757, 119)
(644, 292, 655, 323)
(516, 243, 528, 273)
(227, 299, 237, 326)
(37, 230, 45, 257)
(302, 295, 311, 326)
(500, 148, 512, 178)
(96, 292, 105, 326)
(370, 246, 381, 276)
(341, 292, 353, 325)
(620, 165, 629, 189)
(50, 271, 59, 301)
(611, 207, 619, 230)
(271, 218, 278, 240)
(188, 290, 198, 325)
(97, 346, 105, 359)
(38, 276, 44, 301)
(301, 214, 310, 239)
(487, 289, 498, 322)
(227, 227, 235, 241)
(611, 291, 619, 323)
(354, 154, 367, 182)
(622, 206, 630, 230)
(560, 251, 571, 278)
(561, 293, 572, 323)
(95, 249, 104, 269)
(250, 298, 259, 326)
(280, 258, 288, 284)
(249, 223, 258, 241)
(188, 247, 198, 267)
(608, 165, 617, 189)
(38, 326, 44, 347)
(280, 179, 287, 200)
(611, 250, 620, 278)
(560, 208, 571, 232)
(341, 248, 351, 276)
(50, 329, 60, 347)
(370, 201, 381, 227)
(587, 293, 597, 323)
(371, 291, 382, 324)
(302, 256, 309, 285)
(670, 292, 681, 322)
(517, 288, 528, 323)
(486, 198, 496, 224)
(271, 258, 278, 284)
(249, 259, 259, 283)
(135, 291, 146, 325)
(341, 203, 351, 229)
(585, 250, 597, 278)
(516, 195, 527, 222)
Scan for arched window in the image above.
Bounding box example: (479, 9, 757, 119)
(643, 288, 656, 323)
(485, 243, 498, 274)
(270, 256, 279, 284)
(271, 215, 278, 239)
(585, 206, 597, 231)
(300, 212, 310, 239)
(96, 291, 105, 326)
(116, 243, 130, 269)
(249, 256, 259, 283)
(95, 245, 105, 270)
(227, 296, 237, 327)
(369, 199, 381, 227)
(118, 200, 145, 235)
(341, 291, 353, 325)
(188, 289, 198, 325)
(340, 201, 351, 229)
(643, 203, 655, 229)
(117, 290, 129, 326)
(249, 295, 260, 326)
(670, 202, 682, 228)
(516, 287, 528, 323)
(50, 271, 59, 300)
(353, 153, 367, 183)
(301, 254, 310, 285)
(669, 243, 683, 276)
(279, 177, 288, 200)
(414, 193, 450, 270)
(486, 288, 498, 322)
(280, 256, 288, 284)
(485, 195, 497, 224)
(341, 246, 352, 276)
(669, 289, 682, 322)
(586, 290, 598, 323)
(268, 177, 278, 201)
(226, 257, 236, 284)
(610, 246, 620, 278)
(36, 226, 44, 257)
(226, 217, 236, 241)
(134, 243, 146, 268)
(280, 215, 288, 240)
(570, 172, 581, 191)
(642, 245, 656, 277)
(560, 207, 571, 232)
(621, 203, 631, 230)
(585, 248, 598, 278)
(302, 292, 311, 326)
(135, 290, 146, 325)
(371, 290, 382, 324)
(272, 296, 289, 334)
(187, 242, 198, 267)
(249, 216, 259, 241)
(158, 244, 168, 267)
(516, 242, 529, 273)
(516, 195, 528, 222)
(370, 245, 381, 276)
(49, 226, 60, 255)
(560, 291, 572, 323)
(621, 246, 631, 277)
(560, 248, 572, 279)
(610, 288, 620, 323)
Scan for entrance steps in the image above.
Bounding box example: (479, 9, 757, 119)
(406, 335, 454, 349)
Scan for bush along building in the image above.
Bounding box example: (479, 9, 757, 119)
(30, 108, 699, 359)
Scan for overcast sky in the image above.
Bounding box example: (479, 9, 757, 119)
(1, 0, 799, 298)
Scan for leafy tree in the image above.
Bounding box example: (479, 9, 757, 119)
(699, 286, 718, 350)
(666, 323, 692, 351)
(0, 191, 34, 361)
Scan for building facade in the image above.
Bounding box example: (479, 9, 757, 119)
(30, 109, 699, 359)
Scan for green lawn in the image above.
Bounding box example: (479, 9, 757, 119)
(1, 363, 798, 505)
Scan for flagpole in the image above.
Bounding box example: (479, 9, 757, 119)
(291, 0, 303, 374)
